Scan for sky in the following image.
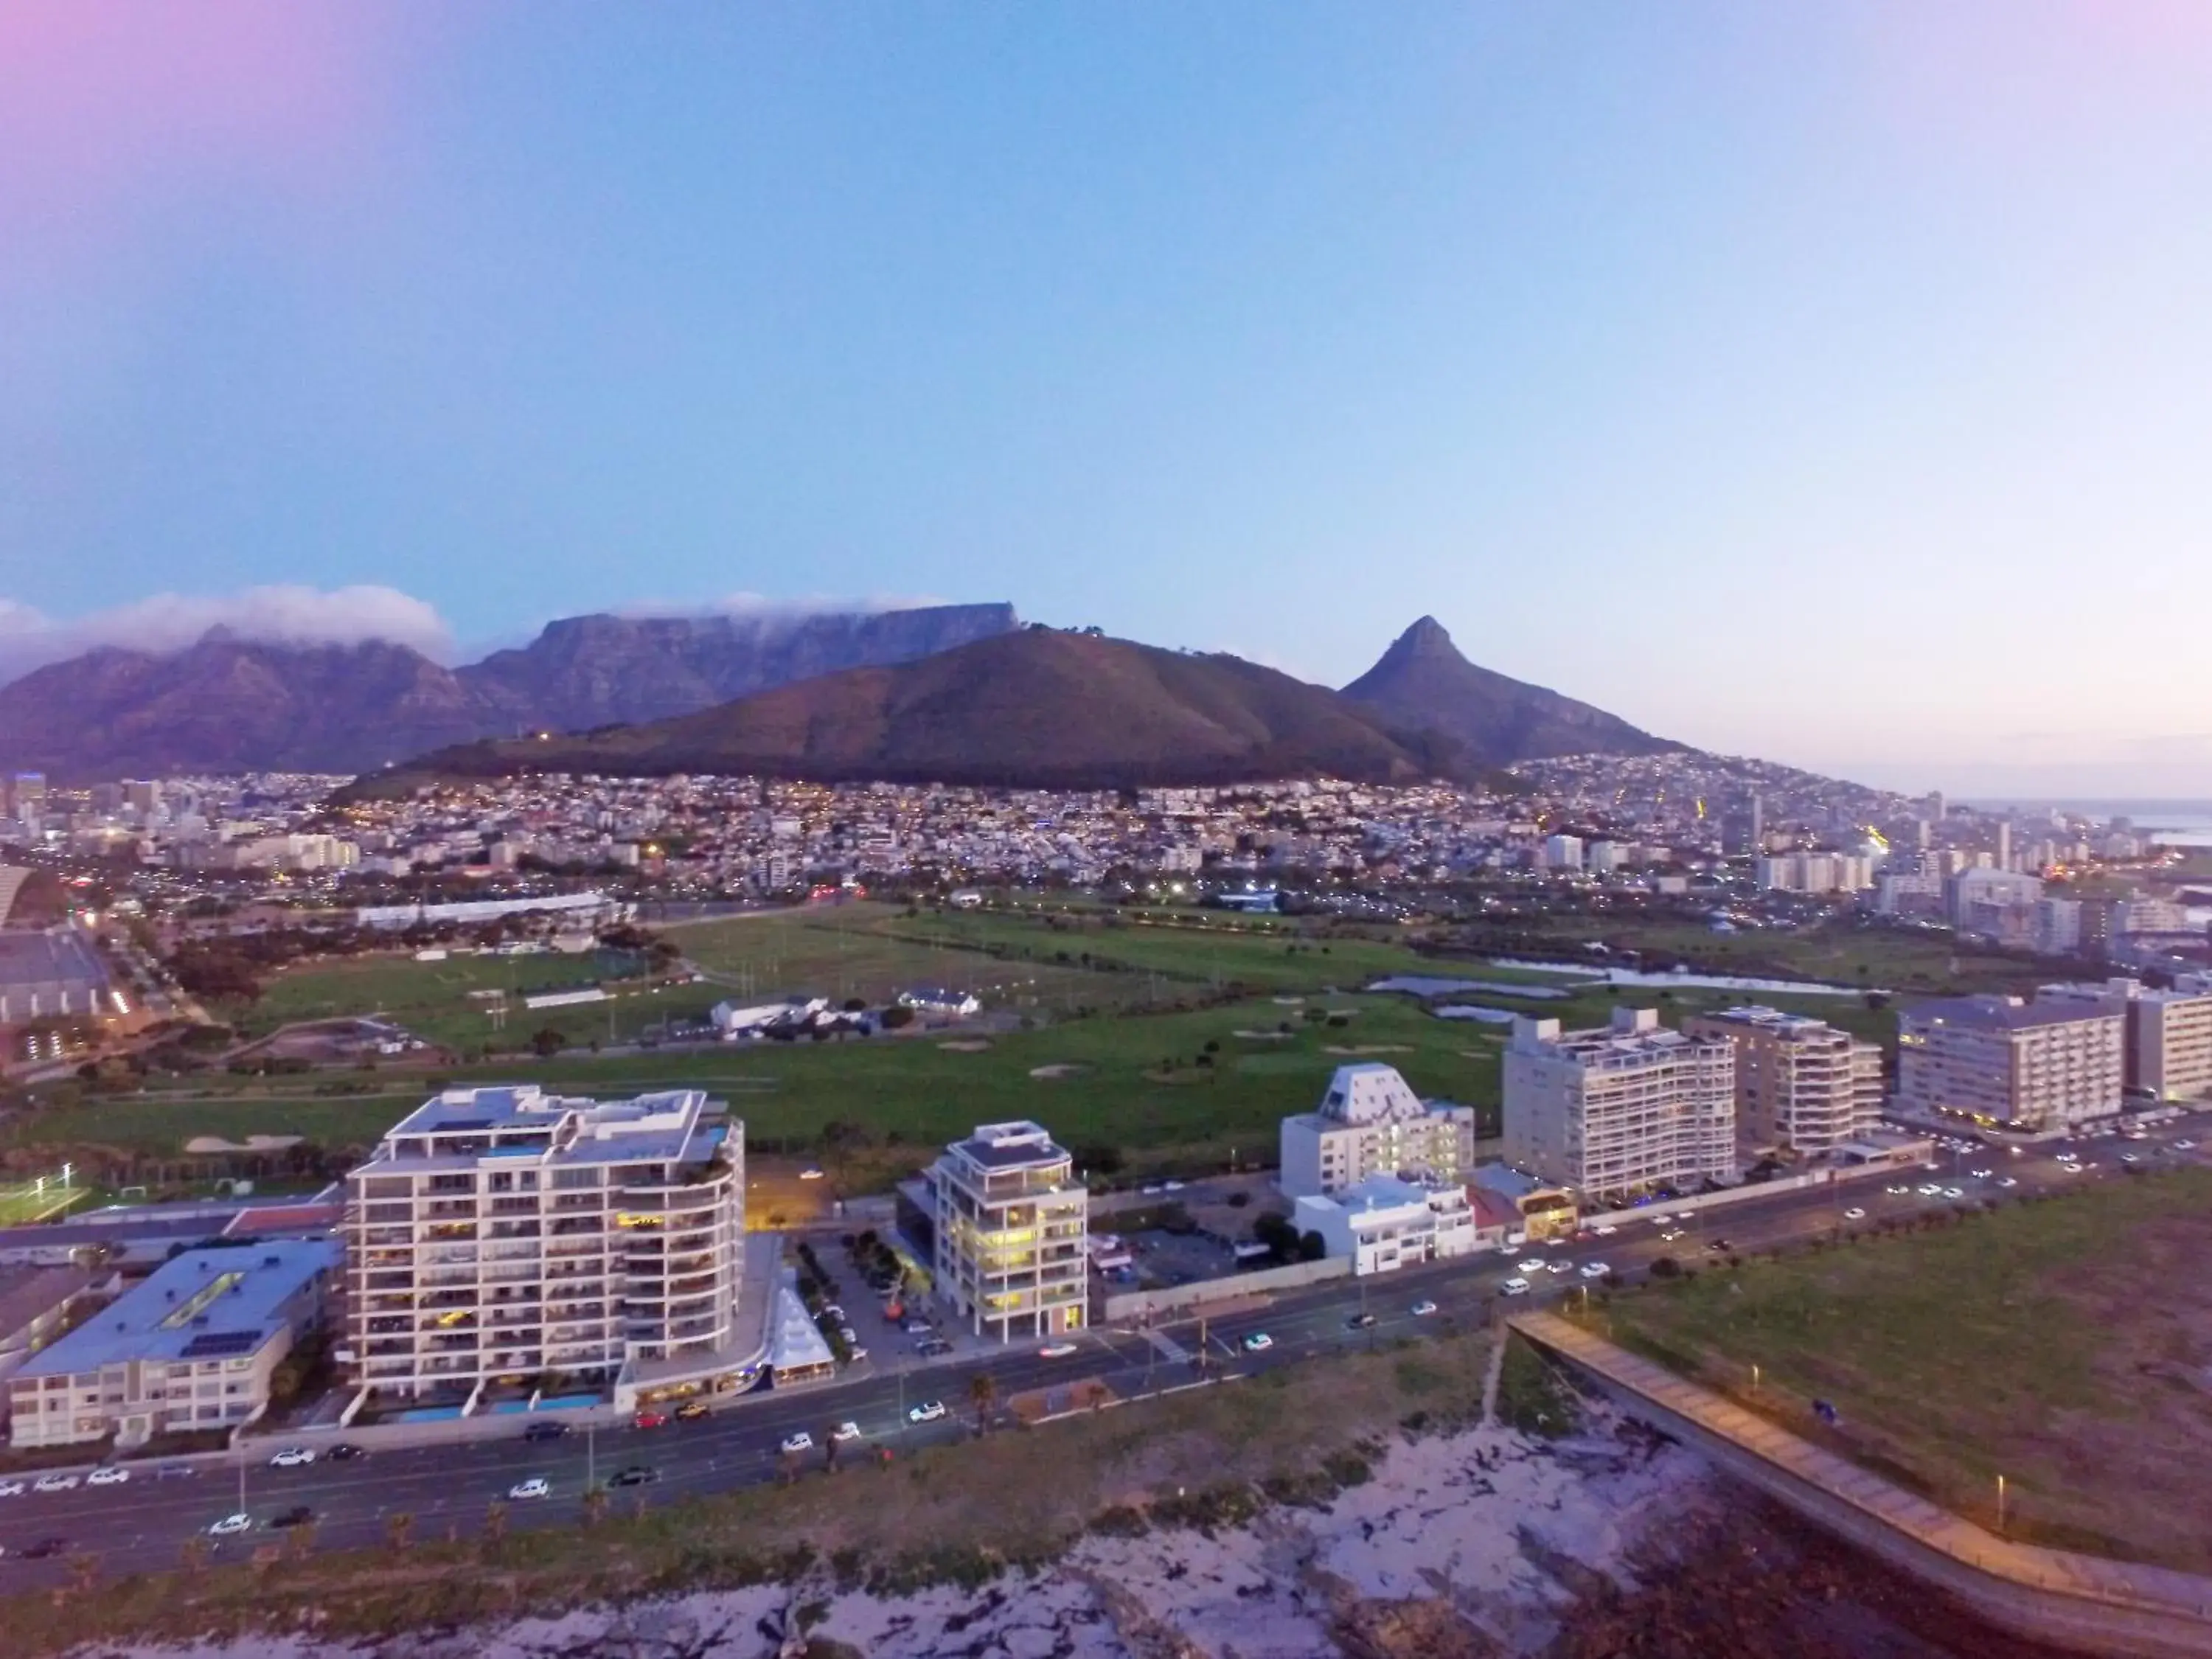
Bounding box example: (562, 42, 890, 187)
(4, 3, 2211, 798)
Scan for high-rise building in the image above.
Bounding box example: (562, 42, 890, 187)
(2040, 978, 2212, 1104)
(1279, 1062, 1478, 1199)
(1542, 834, 1584, 872)
(1683, 1006, 1884, 1156)
(341, 1085, 747, 1408)
(1896, 995, 2123, 1130)
(1721, 794, 1765, 856)
(924, 1121, 1088, 1341)
(1503, 1009, 1738, 1200)
(6, 773, 45, 821)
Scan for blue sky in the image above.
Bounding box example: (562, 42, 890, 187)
(4, 4, 2210, 795)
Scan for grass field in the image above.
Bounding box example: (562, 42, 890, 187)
(1, 1329, 1495, 1654)
(1593, 1167, 2212, 1573)
(0, 1175, 88, 1224)
(1495, 914, 2043, 996)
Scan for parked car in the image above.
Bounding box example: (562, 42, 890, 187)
(847, 1343, 870, 1362)
(780, 1432, 815, 1455)
(206, 1513, 252, 1538)
(156, 1464, 196, 1481)
(86, 1466, 128, 1487)
(268, 1447, 316, 1469)
(0, 1479, 25, 1498)
(1039, 1341, 1079, 1358)
(1346, 1312, 1377, 1329)
(269, 1505, 315, 1529)
(1242, 1332, 1274, 1352)
(609, 1465, 659, 1488)
(908, 1401, 947, 1424)
(1501, 1277, 1531, 1296)
(675, 1400, 710, 1422)
(523, 1419, 571, 1442)
(1843, 1207, 1866, 1220)
(832, 1421, 864, 1442)
(508, 1478, 551, 1501)
(1578, 1262, 1610, 1279)
(1517, 1259, 1545, 1273)
(32, 1473, 78, 1493)
(326, 1443, 366, 1462)
(1410, 1299, 1439, 1317)
(633, 1410, 669, 1430)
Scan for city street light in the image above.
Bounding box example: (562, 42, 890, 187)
(1997, 1472, 2008, 1534)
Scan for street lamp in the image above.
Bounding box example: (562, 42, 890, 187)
(1997, 1472, 2007, 1534)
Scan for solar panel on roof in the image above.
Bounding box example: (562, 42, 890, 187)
(179, 1330, 261, 1360)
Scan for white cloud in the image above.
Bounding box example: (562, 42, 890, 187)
(0, 585, 456, 685)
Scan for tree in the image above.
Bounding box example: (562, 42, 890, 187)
(1298, 1230, 1328, 1262)
(880, 1004, 915, 1030)
(969, 1371, 998, 1433)
(530, 1026, 568, 1058)
(386, 1512, 414, 1554)
(824, 1426, 843, 1471)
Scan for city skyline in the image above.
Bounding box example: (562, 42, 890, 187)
(7, 4, 2211, 794)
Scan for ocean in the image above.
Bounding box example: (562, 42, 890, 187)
(1958, 799, 2212, 849)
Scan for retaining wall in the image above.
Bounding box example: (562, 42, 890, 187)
(1102, 1256, 1349, 1322)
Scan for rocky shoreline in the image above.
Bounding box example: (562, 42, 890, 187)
(88, 1408, 2059, 1659)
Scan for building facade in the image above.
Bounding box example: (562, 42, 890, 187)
(1291, 1176, 1478, 1275)
(1502, 1008, 1738, 1200)
(341, 1085, 746, 1408)
(1279, 1063, 1478, 1200)
(1896, 995, 2124, 1130)
(7, 1241, 338, 1450)
(1683, 1006, 1884, 1157)
(2042, 978, 2212, 1104)
(924, 1121, 1088, 1341)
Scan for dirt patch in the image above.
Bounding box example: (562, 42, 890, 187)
(936, 1039, 992, 1053)
(1232, 1029, 1293, 1040)
(183, 1133, 305, 1155)
(1029, 1063, 1090, 1079)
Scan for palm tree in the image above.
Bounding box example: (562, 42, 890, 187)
(483, 1499, 508, 1548)
(385, 1511, 414, 1555)
(969, 1371, 998, 1433)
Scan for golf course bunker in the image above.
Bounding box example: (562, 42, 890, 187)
(1029, 1063, 1090, 1079)
(937, 1039, 993, 1053)
(184, 1134, 306, 1155)
(1232, 1029, 1293, 1040)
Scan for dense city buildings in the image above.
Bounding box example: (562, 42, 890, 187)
(6, 1240, 339, 1450)
(1683, 1006, 1885, 1158)
(922, 1121, 1088, 1342)
(1278, 1063, 1478, 1200)
(341, 1085, 748, 1408)
(1502, 1009, 1739, 1200)
(1896, 995, 2125, 1131)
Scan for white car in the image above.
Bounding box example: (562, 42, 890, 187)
(1843, 1208, 1865, 1220)
(799, 1168, 825, 1180)
(780, 1432, 815, 1454)
(0, 1479, 23, 1498)
(1996, 1177, 2018, 1189)
(2120, 1152, 2140, 1164)
(832, 1421, 864, 1443)
(1410, 1299, 1439, 1317)
(1917, 1183, 1943, 1196)
(508, 1477, 551, 1501)
(1660, 1229, 1686, 1243)
(86, 1466, 129, 1486)
(268, 1447, 316, 1469)
(1501, 1277, 1531, 1296)
(207, 1512, 252, 1537)
(1162, 1180, 1186, 1192)
(2060, 1162, 2086, 1175)
(908, 1401, 947, 1424)
(2174, 1138, 2196, 1151)
(1039, 1341, 1079, 1358)
(1517, 1259, 1546, 1273)
(1578, 1262, 1610, 1279)
(1140, 1185, 1164, 1197)
(1944, 1186, 1965, 1199)
(33, 1473, 78, 1492)
(1593, 1224, 1618, 1237)
(1547, 1260, 1572, 1275)
(1242, 1332, 1273, 1353)
(1885, 1184, 1910, 1194)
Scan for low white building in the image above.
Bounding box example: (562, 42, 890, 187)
(1292, 1177, 1478, 1276)
(711, 997, 829, 1037)
(897, 987, 984, 1018)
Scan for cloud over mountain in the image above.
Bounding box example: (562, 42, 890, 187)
(0, 584, 455, 686)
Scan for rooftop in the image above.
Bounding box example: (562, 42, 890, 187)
(1315, 1062, 1430, 1127)
(13, 1239, 339, 1378)
(947, 1120, 1072, 1171)
(369, 1085, 729, 1170)
(1905, 994, 2124, 1033)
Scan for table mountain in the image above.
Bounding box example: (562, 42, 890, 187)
(369, 627, 1472, 792)
(1343, 616, 1674, 765)
(0, 603, 1021, 779)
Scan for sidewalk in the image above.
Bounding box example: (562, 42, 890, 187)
(1512, 1312, 2212, 1649)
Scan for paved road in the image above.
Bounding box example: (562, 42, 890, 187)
(1, 1116, 2201, 1589)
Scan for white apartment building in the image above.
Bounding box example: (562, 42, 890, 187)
(1292, 1176, 1478, 1276)
(1503, 1009, 1738, 1200)
(1946, 869, 2044, 932)
(8, 1240, 338, 1450)
(1896, 995, 2123, 1131)
(2041, 978, 2212, 1104)
(1683, 1006, 1884, 1157)
(924, 1121, 1088, 1342)
(342, 1085, 747, 1409)
(1542, 834, 1584, 872)
(1755, 851, 1874, 894)
(1279, 1063, 1478, 1200)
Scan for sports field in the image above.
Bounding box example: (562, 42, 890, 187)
(0, 1175, 88, 1225)
(1599, 1166, 2212, 1573)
